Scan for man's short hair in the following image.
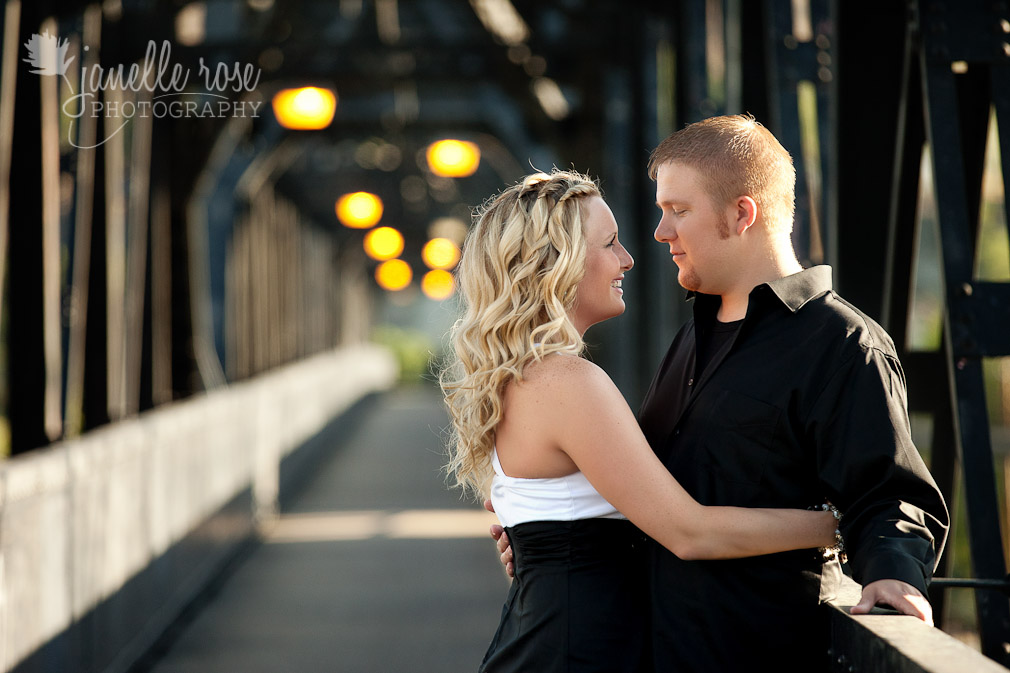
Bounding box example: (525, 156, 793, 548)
(648, 114, 796, 235)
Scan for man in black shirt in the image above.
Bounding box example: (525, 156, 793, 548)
(639, 115, 948, 671)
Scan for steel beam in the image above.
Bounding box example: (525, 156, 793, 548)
(917, 0, 1010, 663)
(8, 0, 49, 453)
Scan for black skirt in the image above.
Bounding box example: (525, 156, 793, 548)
(479, 518, 650, 673)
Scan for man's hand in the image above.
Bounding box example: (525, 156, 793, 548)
(484, 499, 514, 578)
(851, 579, 933, 625)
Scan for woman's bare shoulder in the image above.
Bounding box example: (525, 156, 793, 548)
(518, 353, 618, 399)
(501, 353, 625, 460)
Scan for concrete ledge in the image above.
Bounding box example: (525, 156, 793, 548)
(0, 344, 397, 673)
(827, 577, 1006, 673)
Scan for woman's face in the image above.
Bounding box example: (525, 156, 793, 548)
(570, 197, 635, 335)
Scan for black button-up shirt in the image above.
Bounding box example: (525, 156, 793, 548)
(638, 266, 949, 672)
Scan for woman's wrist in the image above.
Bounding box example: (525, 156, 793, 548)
(817, 502, 846, 562)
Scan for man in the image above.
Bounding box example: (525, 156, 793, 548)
(491, 114, 948, 671)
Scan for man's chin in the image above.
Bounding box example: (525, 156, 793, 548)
(677, 272, 701, 293)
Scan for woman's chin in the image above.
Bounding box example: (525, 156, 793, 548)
(605, 304, 627, 321)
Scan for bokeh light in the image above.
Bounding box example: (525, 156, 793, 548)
(426, 139, 480, 177)
(421, 238, 461, 270)
(375, 259, 412, 291)
(427, 216, 468, 245)
(421, 269, 455, 300)
(336, 192, 383, 229)
(271, 87, 337, 130)
(363, 227, 405, 261)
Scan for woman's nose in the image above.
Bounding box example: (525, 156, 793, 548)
(622, 248, 634, 271)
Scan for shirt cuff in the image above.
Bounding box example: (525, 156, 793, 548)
(857, 552, 930, 596)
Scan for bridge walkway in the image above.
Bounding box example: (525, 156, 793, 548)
(146, 386, 506, 673)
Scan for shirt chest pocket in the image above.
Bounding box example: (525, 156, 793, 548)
(701, 390, 781, 485)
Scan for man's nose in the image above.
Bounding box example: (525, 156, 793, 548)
(654, 217, 673, 243)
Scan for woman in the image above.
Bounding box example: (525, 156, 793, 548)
(439, 170, 838, 673)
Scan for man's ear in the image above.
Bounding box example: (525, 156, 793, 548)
(733, 195, 758, 235)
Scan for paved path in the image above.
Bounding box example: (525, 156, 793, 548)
(148, 386, 508, 673)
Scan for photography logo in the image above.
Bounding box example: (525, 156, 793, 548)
(23, 30, 74, 83)
(24, 31, 263, 149)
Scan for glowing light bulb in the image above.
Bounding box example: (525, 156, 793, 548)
(375, 259, 412, 291)
(336, 192, 383, 229)
(363, 226, 405, 261)
(426, 139, 480, 177)
(271, 87, 337, 130)
(421, 237, 461, 270)
(421, 269, 455, 300)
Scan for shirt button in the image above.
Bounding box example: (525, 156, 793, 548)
(674, 428, 681, 436)
(687, 378, 694, 386)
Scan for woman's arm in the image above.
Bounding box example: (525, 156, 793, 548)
(537, 356, 836, 560)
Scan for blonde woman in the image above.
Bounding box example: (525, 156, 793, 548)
(440, 170, 837, 673)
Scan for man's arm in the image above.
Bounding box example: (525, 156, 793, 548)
(810, 345, 949, 621)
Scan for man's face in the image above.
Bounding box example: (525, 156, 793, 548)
(653, 162, 734, 294)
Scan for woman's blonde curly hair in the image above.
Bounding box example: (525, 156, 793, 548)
(440, 169, 601, 499)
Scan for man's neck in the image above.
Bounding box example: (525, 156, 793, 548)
(716, 243, 803, 322)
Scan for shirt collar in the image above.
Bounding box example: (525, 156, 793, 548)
(687, 265, 834, 315)
(762, 265, 833, 312)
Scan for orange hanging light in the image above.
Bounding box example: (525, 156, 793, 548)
(335, 192, 383, 229)
(426, 139, 480, 177)
(363, 226, 405, 261)
(421, 269, 455, 300)
(375, 259, 412, 291)
(271, 87, 337, 130)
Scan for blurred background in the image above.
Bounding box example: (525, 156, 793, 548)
(1, 0, 1009, 672)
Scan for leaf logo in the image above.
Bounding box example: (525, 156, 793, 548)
(23, 31, 74, 77)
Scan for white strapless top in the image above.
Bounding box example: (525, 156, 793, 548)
(489, 448, 626, 527)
